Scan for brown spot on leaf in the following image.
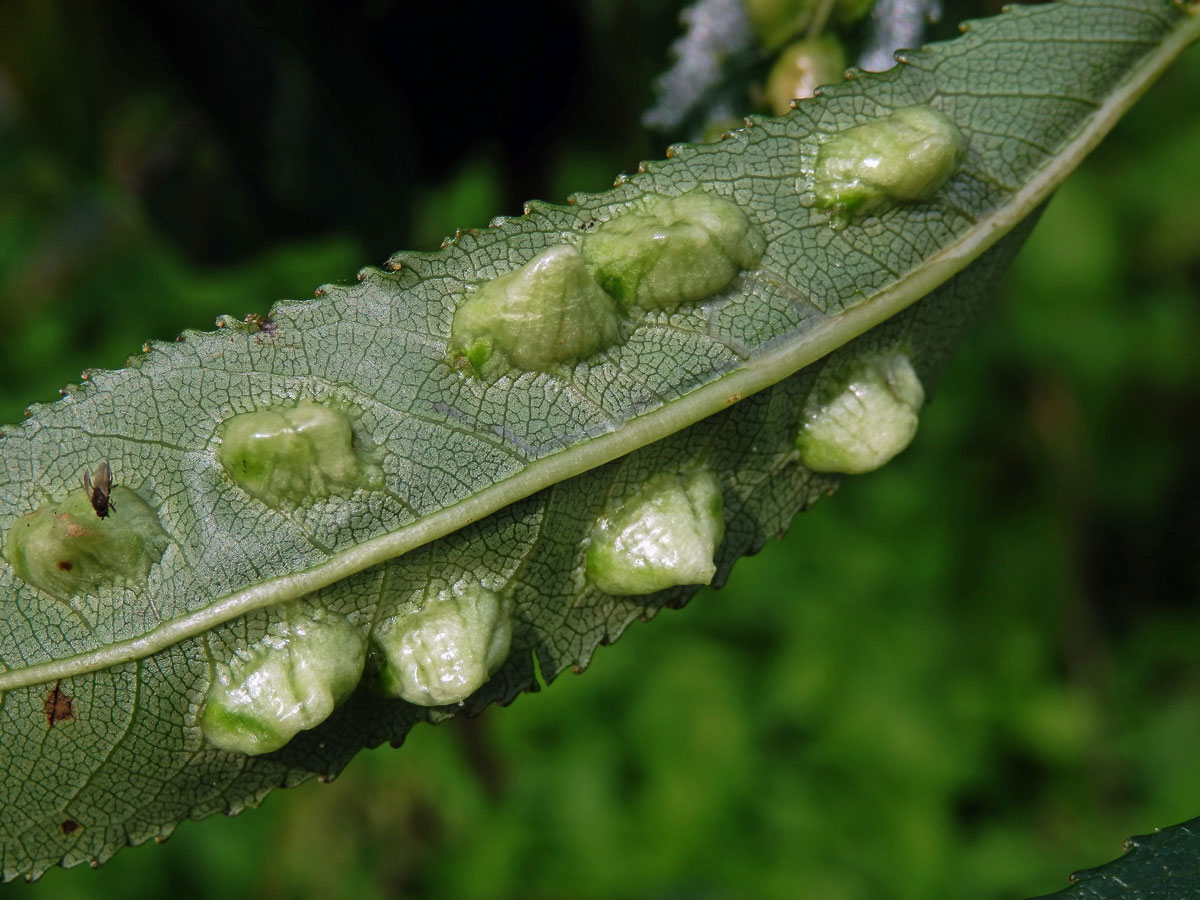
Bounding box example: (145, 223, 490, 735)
(60, 819, 79, 835)
(44, 682, 74, 727)
(57, 560, 72, 571)
(244, 313, 277, 334)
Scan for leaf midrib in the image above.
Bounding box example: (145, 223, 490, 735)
(1, 7, 1196, 694)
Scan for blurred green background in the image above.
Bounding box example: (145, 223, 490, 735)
(1, 1, 1198, 898)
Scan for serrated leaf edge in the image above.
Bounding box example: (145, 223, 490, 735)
(0, 3, 1196, 696)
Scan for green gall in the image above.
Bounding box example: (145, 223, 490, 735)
(3, 485, 168, 598)
(766, 38, 846, 115)
(586, 468, 725, 596)
(836, 0, 877, 24)
(449, 244, 621, 373)
(744, 0, 817, 47)
(813, 106, 966, 219)
(581, 192, 765, 311)
(217, 401, 376, 508)
(795, 352, 925, 474)
(201, 610, 366, 756)
(373, 580, 513, 707)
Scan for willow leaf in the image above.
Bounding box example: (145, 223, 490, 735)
(1, 0, 1197, 881)
(1031, 817, 1200, 899)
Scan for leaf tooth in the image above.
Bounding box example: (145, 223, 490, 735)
(568, 189, 607, 208)
(382, 250, 432, 273)
(523, 198, 561, 217)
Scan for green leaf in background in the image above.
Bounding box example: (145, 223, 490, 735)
(0, 0, 1197, 892)
(1032, 818, 1200, 898)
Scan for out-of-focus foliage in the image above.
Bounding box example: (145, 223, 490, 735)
(1, 1, 1197, 898)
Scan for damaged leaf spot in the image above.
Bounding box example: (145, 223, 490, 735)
(60, 820, 80, 835)
(244, 313, 277, 334)
(372, 579, 513, 707)
(44, 682, 74, 727)
(581, 191, 765, 311)
(448, 244, 622, 375)
(217, 401, 380, 508)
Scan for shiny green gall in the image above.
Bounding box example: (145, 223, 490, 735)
(795, 352, 924, 474)
(581, 192, 765, 311)
(766, 37, 846, 115)
(217, 401, 376, 508)
(201, 610, 366, 756)
(373, 580, 513, 707)
(586, 468, 725, 596)
(449, 244, 621, 373)
(813, 106, 965, 219)
(3, 483, 168, 598)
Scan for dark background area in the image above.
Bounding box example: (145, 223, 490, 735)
(1, 1, 1199, 897)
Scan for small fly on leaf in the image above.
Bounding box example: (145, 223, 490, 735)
(82, 461, 115, 519)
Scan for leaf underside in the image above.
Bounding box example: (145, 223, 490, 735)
(0, 0, 1196, 881)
